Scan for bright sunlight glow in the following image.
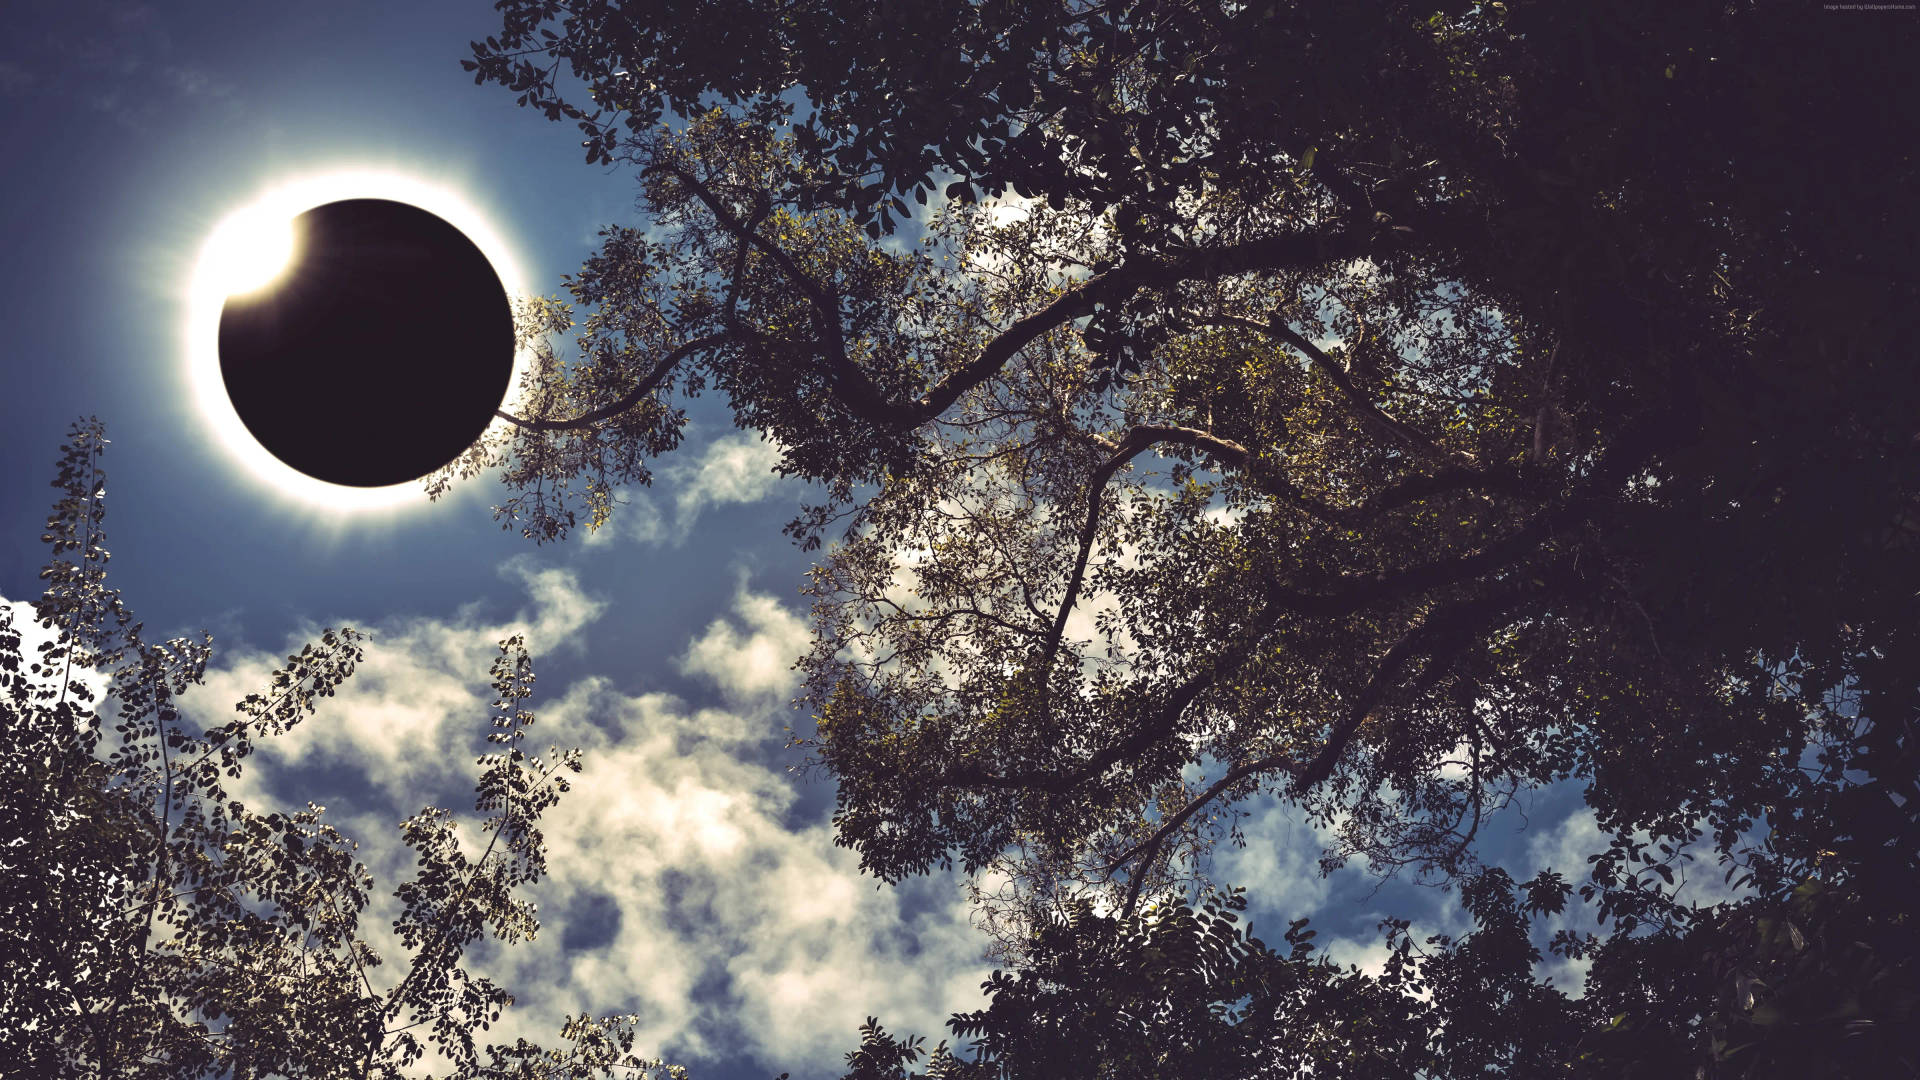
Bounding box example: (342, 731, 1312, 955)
(184, 169, 530, 514)
(200, 206, 297, 298)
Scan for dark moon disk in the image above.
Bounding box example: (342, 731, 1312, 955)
(218, 198, 514, 488)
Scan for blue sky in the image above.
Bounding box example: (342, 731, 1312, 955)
(0, 4, 1716, 1077)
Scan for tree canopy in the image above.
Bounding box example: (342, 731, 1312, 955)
(457, 1, 1920, 1074)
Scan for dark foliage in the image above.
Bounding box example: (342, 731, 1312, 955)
(458, 3, 1920, 1075)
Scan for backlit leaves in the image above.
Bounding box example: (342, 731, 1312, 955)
(1, 422, 680, 1080)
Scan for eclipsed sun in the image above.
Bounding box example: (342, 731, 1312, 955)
(185, 171, 529, 511)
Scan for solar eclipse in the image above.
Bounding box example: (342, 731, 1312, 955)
(186, 171, 528, 511)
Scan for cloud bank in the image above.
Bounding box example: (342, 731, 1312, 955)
(176, 560, 987, 1078)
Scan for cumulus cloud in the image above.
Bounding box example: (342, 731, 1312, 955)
(679, 585, 813, 705)
(675, 432, 787, 521)
(189, 557, 604, 804)
(1, 596, 114, 706)
(1213, 794, 1454, 981)
(1214, 796, 1340, 919)
(173, 561, 985, 1078)
(519, 675, 987, 1068)
(1521, 807, 1608, 995)
(1525, 806, 1605, 880)
(588, 431, 792, 548)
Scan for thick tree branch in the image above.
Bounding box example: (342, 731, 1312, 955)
(1112, 566, 1567, 917)
(615, 168, 1402, 442)
(655, 162, 907, 428)
(1042, 427, 1158, 670)
(910, 227, 1395, 425)
(1194, 311, 1475, 467)
(1264, 516, 1547, 620)
(1290, 567, 1565, 798)
(1042, 420, 1498, 673)
(955, 605, 1284, 795)
(1104, 425, 1540, 527)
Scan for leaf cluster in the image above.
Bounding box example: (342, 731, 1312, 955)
(1, 421, 682, 1080)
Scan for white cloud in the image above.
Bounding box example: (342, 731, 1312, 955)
(678, 585, 812, 705)
(1518, 809, 1606, 996)
(592, 431, 792, 547)
(0, 596, 115, 708)
(581, 487, 671, 548)
(1214, 795, 1339, 918)
(1215, 794, 1457, 986)
(1517, 804, 1777, 997)
(188, 557, 604, 803)
(675, 431, 786, 520)
(1525, 806, 1604, 877)
(173, 564, 985, 1079)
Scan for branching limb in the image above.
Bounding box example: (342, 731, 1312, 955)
(1290, 568, 1564, 798)
(1115, 749, 1302, 919)
(948, 517, 1553, 796)
(1042, 427, 1158, 670)
(495, 334, 728, 431)
(1102, 424, 1541, 527)
(952, 604, 1286, 795)
(653, 162, 905, 427)
(1115, 570, 1566, 916)
(912, 227, 1391, 426)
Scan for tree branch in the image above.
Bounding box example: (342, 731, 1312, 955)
(654, 162, 907, 428)
(1114, 567, 1566, 917)
(495, 334, 728, 432)
(911, 227, 1390, 425)
(1104, 424, 1541, 527)
(953, 605, 1283, 795)
(945, 516, 1552, 796)
(1041, 427, 1157, 671)
(1289, 567, 1565, 798)
(1115, 749, 1302, 919)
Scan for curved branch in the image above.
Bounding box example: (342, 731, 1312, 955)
(1108, 424, 1542, 527)
(1041, 420, 1405, 673)
(652, 166, 1399, 438)
(1116, 749, 1302, 919)
(495, 334, 728, 432)
(1290, 566, 1565, 798)
(1114, 565, 1567, 916)
(952, 603, 1285, 795)
(1042, 427, 1157, 670)
(654, 163, 905, 427)
(1265, 516, 1548, 620)
(911, 227, 1391, 426)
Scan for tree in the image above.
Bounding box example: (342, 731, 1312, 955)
(458, 2, 1919, 1074)
(0, 419, 683, 1080)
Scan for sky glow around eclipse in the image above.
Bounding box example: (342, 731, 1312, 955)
(185, 170, 530, 513)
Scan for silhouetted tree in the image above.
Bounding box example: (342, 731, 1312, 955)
(0, 420, 683, 1080)
(460, 2, 1920, 1074)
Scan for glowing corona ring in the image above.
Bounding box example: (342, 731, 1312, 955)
(185, 170, 530, 512)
